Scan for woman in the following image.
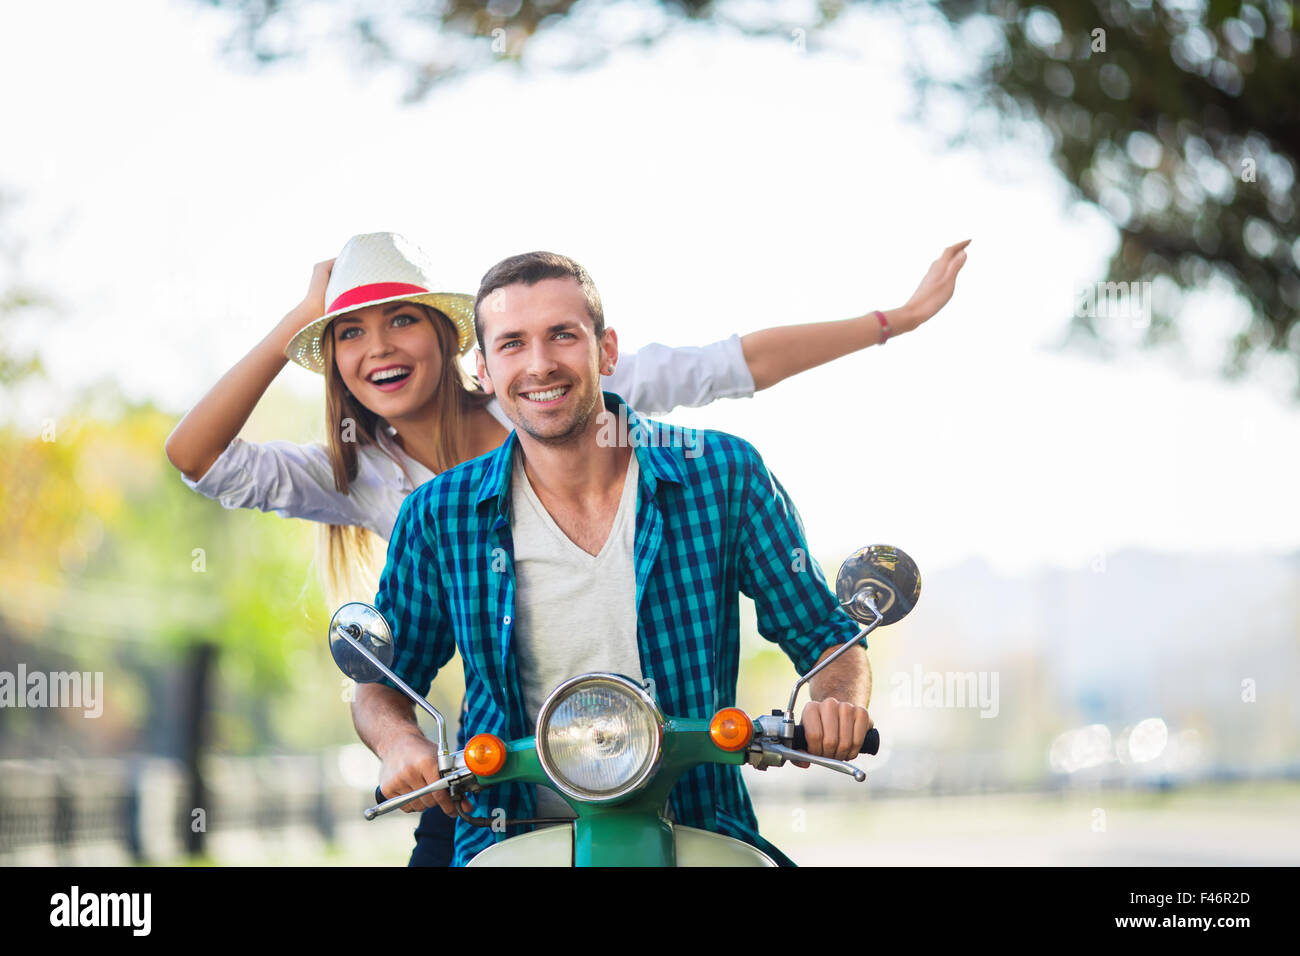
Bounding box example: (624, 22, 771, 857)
(164, 231, 970, 865)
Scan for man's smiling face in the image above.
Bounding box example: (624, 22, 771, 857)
(475, 276, 618, 446)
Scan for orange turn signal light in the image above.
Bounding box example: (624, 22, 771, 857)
(709, 708, 754, 752)
(465, 734, 508, 777)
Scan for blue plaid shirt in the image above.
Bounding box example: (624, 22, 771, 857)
(375, 392, 862, 866)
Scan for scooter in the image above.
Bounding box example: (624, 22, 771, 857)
(328, 544, 920, 866)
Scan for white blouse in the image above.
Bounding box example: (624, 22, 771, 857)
(181, 335, 755, 541)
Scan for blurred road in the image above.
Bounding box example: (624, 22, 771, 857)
(137, 782, 1300, 867)
(753, 783, 1300, 866)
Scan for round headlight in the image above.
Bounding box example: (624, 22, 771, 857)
(536, 674, 664, 802)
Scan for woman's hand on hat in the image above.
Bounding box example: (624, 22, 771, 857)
(273, 259, 335, 352)
(283, 259, 336, 331)
(892, 239, 971, 335)
(302, 259, 335, 320)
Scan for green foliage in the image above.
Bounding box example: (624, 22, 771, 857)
(916, 0, 1299, 391)
(0, 398, 335, 750)
(0, 193, 53, 388)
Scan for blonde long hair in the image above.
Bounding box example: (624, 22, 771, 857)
(314, 305, 493, 607)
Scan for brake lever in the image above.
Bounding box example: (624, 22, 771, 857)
(366, 769, 474, 820)
(758, 741, 867, 782)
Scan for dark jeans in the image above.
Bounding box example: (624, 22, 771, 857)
(408, 805, 456, 867)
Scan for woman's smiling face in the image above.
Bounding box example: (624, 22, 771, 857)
(331, 301, 445, 421)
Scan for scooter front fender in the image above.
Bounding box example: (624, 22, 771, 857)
(466, 822, 776, 867)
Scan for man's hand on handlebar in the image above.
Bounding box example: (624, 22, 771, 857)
(794, 697, 873, 768)
(379, 729, 473, 816)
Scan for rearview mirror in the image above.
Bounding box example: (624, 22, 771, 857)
(329, 602, 395, 683)
(835, 545, 921, 627)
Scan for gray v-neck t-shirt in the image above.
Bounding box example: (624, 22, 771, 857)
(510, 448, 643, 819)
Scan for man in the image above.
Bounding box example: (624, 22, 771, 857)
(352, 252, 872, 866)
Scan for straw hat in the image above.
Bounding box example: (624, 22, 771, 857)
(285, 232, 478, 373)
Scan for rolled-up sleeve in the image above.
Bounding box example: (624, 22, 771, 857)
(606, 334, 755, 415)
(734, 443, 860, 675)
(181, 438, 367, 529)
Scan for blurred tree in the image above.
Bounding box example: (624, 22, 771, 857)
(0, 191, 49, 386)
(0, 399, 331, 751)
(0, 397, 346, 855)
(199, 0, 1300, 393)
(912, 0, 1300, 393)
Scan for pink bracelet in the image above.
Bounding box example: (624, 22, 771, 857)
(873, 310, 890, 345)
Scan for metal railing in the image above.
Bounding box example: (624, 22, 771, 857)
(0, 752, 399, 865)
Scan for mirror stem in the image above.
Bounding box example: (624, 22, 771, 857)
(782, 589, 882, 738)
(340, 625, 453, 769)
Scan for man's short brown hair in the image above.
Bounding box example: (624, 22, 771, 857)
(473, 251, 605, 349)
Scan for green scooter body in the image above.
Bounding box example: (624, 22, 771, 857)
(466, 717, 756, 867)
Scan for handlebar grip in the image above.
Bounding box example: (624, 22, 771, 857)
(792, 725, 880, 755)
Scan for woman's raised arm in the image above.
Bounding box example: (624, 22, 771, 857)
(164, 260, 334, 481)
(740, 239, 971, 390)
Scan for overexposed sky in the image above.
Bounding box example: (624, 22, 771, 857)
(4, 0, 1300, 576)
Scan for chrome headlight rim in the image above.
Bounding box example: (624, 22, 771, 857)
(535, 672, 665, 804)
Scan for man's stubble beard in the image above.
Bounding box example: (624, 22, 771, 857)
(514, 375, 603, 448)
